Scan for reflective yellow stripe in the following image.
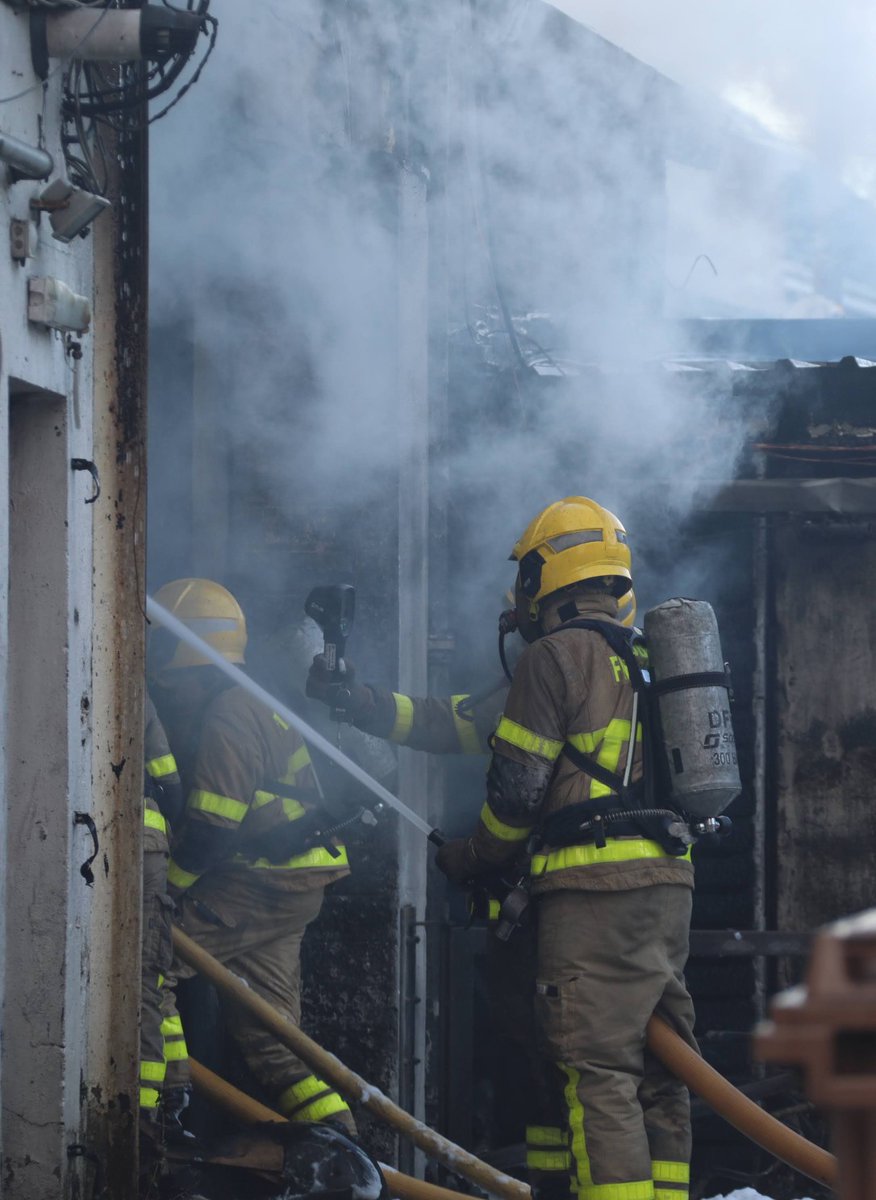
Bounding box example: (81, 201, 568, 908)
(651, 1163, 688, 1185)
(287, 745, 311, 777)
(495, 716, 563, 761)
(560, 1062, 591, 1189)
(143, 808, 167, 833)
(279, 1074, 328, 1106)
(568, 721, 641, 755)
(581, 1183, 654, 1200)
(390, 694, 414, 744)
(146, 753, 177, 779)
(468, 894, 502, 921)
(247, 844, 349, 871)
(479, 802, 531, 843)
(252, 790, 307, 822)
(655, 1191, 686, 1200)
(189, 789, 248, 823)
(527, 1126, 568, 1147)
(163, 1037, 189, 1062)
(452, 696, 482, 755)
(278, 1075, 352, 1122)
(531, 840, 691, 876)
(273, 712, 290, 731)
(140, 1086, 160, 1109)
(291, 1092, 351, 1122)
(568, 720, 642, 799)
(526, 1124, 571, 1172)
(166, 859, 200, 890)
(526, 1150, 573, 1171)
(141, 1060, 166, 1083)
(160, 1015, 184, 1037)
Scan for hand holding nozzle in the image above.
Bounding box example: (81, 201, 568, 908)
(306, 653, 373, 722)
(304, 584, 362, 721)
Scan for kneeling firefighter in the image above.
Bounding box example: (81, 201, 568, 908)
(434, 497, 703, 1200)
(149, 578, 355, 1133)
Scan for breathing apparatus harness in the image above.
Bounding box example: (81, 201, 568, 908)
(539, 617, 714, 858)
(481, 610, 731, 941)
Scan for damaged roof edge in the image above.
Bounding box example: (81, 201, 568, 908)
(696, 477, 876, 514)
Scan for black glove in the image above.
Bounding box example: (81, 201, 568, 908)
(306, 654, 373, 721)
(435, 837, 485, 885)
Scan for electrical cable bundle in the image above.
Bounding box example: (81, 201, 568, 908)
(54, 0, 217, 202)
(62, 0, 217, 129)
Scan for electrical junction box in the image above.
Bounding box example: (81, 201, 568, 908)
(27, 276, 91, 334)
(10, 218, 35, 264)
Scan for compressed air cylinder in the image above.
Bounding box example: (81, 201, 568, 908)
(644, 597, 742, 818)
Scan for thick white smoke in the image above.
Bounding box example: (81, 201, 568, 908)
(552, 0, 876, 319)
(148, 0, 853, 663)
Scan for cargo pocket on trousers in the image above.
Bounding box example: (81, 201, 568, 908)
(156, 892, 175, 978)
(142, 893, 167, 982)
(534, 976, 578, 1061)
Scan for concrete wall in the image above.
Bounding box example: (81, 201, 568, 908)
(0, 10, 145, 1196)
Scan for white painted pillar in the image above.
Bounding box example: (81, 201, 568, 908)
(396, 160, 430, 1172)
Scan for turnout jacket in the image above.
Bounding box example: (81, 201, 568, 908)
(165, 684, 350, 897)
(144, 693, 182, 854)
(477, 598, 693, 895)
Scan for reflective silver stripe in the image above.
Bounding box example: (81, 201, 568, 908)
(183, 617, 239, 634)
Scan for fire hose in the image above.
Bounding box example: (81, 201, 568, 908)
(173, 926, 837, 1192)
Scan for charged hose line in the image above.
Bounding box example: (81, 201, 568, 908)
(146, 596, 434, 838)
(646, 1015, 837, 1188)
(174, 927, 836, 1193)
(188, 1058, 481, 1200)
(173, 926, 528, 1200)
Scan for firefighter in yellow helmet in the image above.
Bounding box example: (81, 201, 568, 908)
(307, 553, 641, 1172)
(432, 498, 697, 1200)
(149, 579, 354, 1132)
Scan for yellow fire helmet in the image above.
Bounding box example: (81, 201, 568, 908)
(150, 577, 247, 671)
(510, 496, 632, 603)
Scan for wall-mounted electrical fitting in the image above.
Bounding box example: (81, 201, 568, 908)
(0, 128, 54, 182)
(28, 277, 91, 335)
(10, 218, 36, 265)
(30, 5, 203, 75)
(32, 178, 110, 243)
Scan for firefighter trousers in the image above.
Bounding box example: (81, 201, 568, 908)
(174, 879, 354, 1131)
(142, 852, 173, 1111)
(143, 851, 191, 1113)
(486, 920, 568, 1168)
(534, 885, 696, 1200)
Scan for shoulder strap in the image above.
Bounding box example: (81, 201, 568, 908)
(562, 740, 627, 794)
(557, 618, 647, 689)
(556, 617, 655, 808)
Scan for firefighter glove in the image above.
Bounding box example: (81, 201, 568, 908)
(435, 837, 484, 885)
(306, 655, 373, 721)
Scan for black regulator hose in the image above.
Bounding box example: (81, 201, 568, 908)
(498, 608, 518, 682)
